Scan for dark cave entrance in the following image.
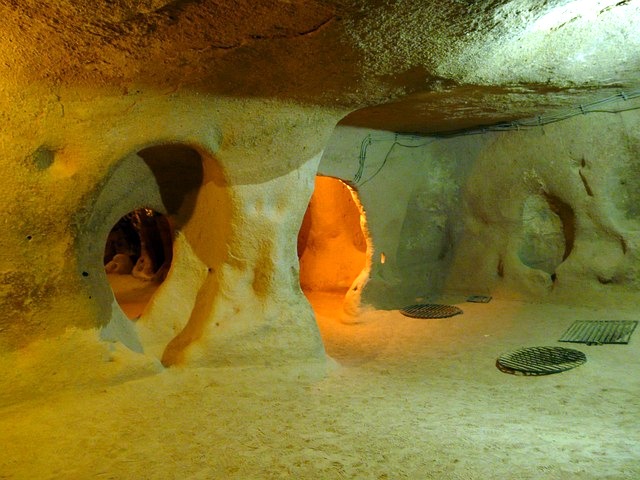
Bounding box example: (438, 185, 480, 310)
(104, 208, 173, 319)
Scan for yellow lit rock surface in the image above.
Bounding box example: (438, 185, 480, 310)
(0, 91, 338, 362)
(1, 0, 639, 357)
(1, 1, 640, 476)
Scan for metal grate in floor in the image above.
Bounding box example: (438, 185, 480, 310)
(467, 295, 492, 303)
(559, 320, 638, 345)
(497, 346, 586, 376)
(400, 304, 463, 319)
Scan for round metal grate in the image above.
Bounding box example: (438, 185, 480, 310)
(400, 304, 463, 319)
(497, 346, 586, 376)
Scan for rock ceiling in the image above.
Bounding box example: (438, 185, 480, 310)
(1, 0, 639, 133)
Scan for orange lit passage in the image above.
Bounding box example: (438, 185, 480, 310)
(298, 176, 368, 296)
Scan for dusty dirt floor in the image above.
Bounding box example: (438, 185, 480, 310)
(0, 290, 639, 479)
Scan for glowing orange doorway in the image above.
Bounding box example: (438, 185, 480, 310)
(298, 176, 372, 316)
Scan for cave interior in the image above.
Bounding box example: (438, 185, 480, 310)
(1, 0, 640, 478)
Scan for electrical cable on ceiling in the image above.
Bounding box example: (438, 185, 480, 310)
(353, 89, 640, 185)
(435, 89, 640, 137)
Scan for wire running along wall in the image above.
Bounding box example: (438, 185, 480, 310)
(353, 89, 640, 186)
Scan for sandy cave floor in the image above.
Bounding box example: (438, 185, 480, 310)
(0, 292, 639, 479)
(106, 273, 161, 319)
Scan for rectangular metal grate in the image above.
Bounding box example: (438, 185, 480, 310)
(467, 295, 492, 303)
(559, 320, 638, 345)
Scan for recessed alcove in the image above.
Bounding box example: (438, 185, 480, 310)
(72, 142, 212, 356)
(100, 144, 204, 325)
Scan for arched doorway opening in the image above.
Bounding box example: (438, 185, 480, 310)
(104, 208, 173, 319)
(76, 143, 204, 329)
(298, 175, 372, 317)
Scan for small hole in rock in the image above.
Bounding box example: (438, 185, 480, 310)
(30, 147, 55, 170)
(497, 259, 505, 278)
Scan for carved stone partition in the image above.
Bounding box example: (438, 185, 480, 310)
(0, 87, 340, 365)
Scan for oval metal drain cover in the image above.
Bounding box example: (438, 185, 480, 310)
(497, 346, 586, 376)
(400, 304, 463, 319)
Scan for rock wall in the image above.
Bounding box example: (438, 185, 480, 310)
(319, 97, 640, 308)
(1, 83, 638, 363)
(443, 102, 640, 306)
(318, 128, 468, 308)
(0, 86, 341, 365)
